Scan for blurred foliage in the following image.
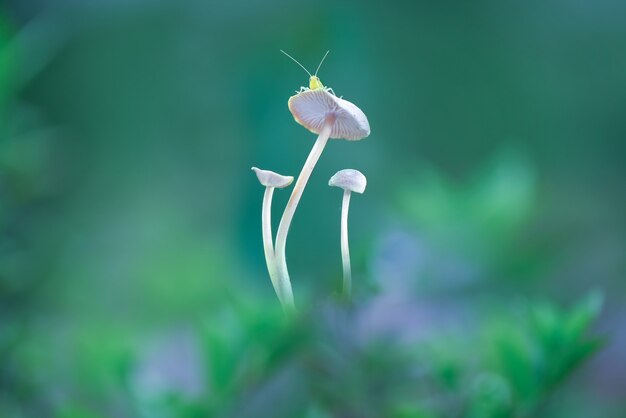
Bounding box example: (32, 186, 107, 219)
(415, 293, 604, 418)
(1, 1, 624, 417)
(46, 294, 604, 418)
(399, 149, 535, 247)
(1, 12, 61, 417)
(396, 149, 538, 287)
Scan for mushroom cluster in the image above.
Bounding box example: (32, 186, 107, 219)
(252, 51, 370, 311)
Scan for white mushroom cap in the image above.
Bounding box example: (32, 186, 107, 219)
(328, 169, 367, 194)
(252, 167, 294, 188)
(288, 89, 370, 141)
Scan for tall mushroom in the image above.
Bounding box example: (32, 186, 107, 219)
(251, 167, 294, 308)
(274, 85, 370, 308)
(328, 169, 367, 298)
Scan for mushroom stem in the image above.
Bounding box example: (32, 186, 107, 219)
(261, 186, 284, 305)
(340, 189, 352, 297)
(274, 117, 335, 310)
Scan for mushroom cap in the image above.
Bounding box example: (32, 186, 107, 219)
(288, 89, 370, 141)
(328, 169, 367, 194)
(251, 167, 293, 188)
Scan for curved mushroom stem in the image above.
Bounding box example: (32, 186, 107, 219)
(261, 186, 285, 305)
(340, 189, 352, 297)
(274, 116, 335, 311)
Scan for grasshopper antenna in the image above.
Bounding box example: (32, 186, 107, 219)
(315, 50, 330, 77)
(280, 50, 312, 77)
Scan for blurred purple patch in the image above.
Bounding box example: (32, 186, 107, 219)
(360, 227, 478, 343)
(132, 328, 205, 400)
(371, 228, 427, 294)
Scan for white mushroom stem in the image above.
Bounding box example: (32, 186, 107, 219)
(252, 167, 293, 309)
(328, 169, 366, 298)
(274, 116, 335, 310)
(340, 189, 352, 297)
(261, 186, 284, 305)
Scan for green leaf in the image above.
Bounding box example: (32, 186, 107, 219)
(549, 337, 606, 387)
(467, 372, 512, 418)
(201, 311, 243, 396)
(306, 404, 334, 418)
(391, 403, 437, 418)
(490, 325, 536, 400)
(564, 291, 603, 342)
(56, 405, 105, 418)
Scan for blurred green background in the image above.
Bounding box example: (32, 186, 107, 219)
(1, 0, 625, 417)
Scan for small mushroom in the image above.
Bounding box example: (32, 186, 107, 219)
(273, 89, 370, 303)
(251, 167, 294, 308)
(328, 169, 367, 297)
(252, 167, 294, 189)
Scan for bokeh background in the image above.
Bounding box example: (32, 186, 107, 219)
(1, 0, 625, 417)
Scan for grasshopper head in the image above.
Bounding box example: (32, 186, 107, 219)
(309, 76, 324, 90)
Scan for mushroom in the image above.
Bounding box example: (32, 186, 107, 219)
(251, 167, 294, 308)
(273, 85, 370, 305)
(288, 89, 370, 140)
(328, 169, 367, 297)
